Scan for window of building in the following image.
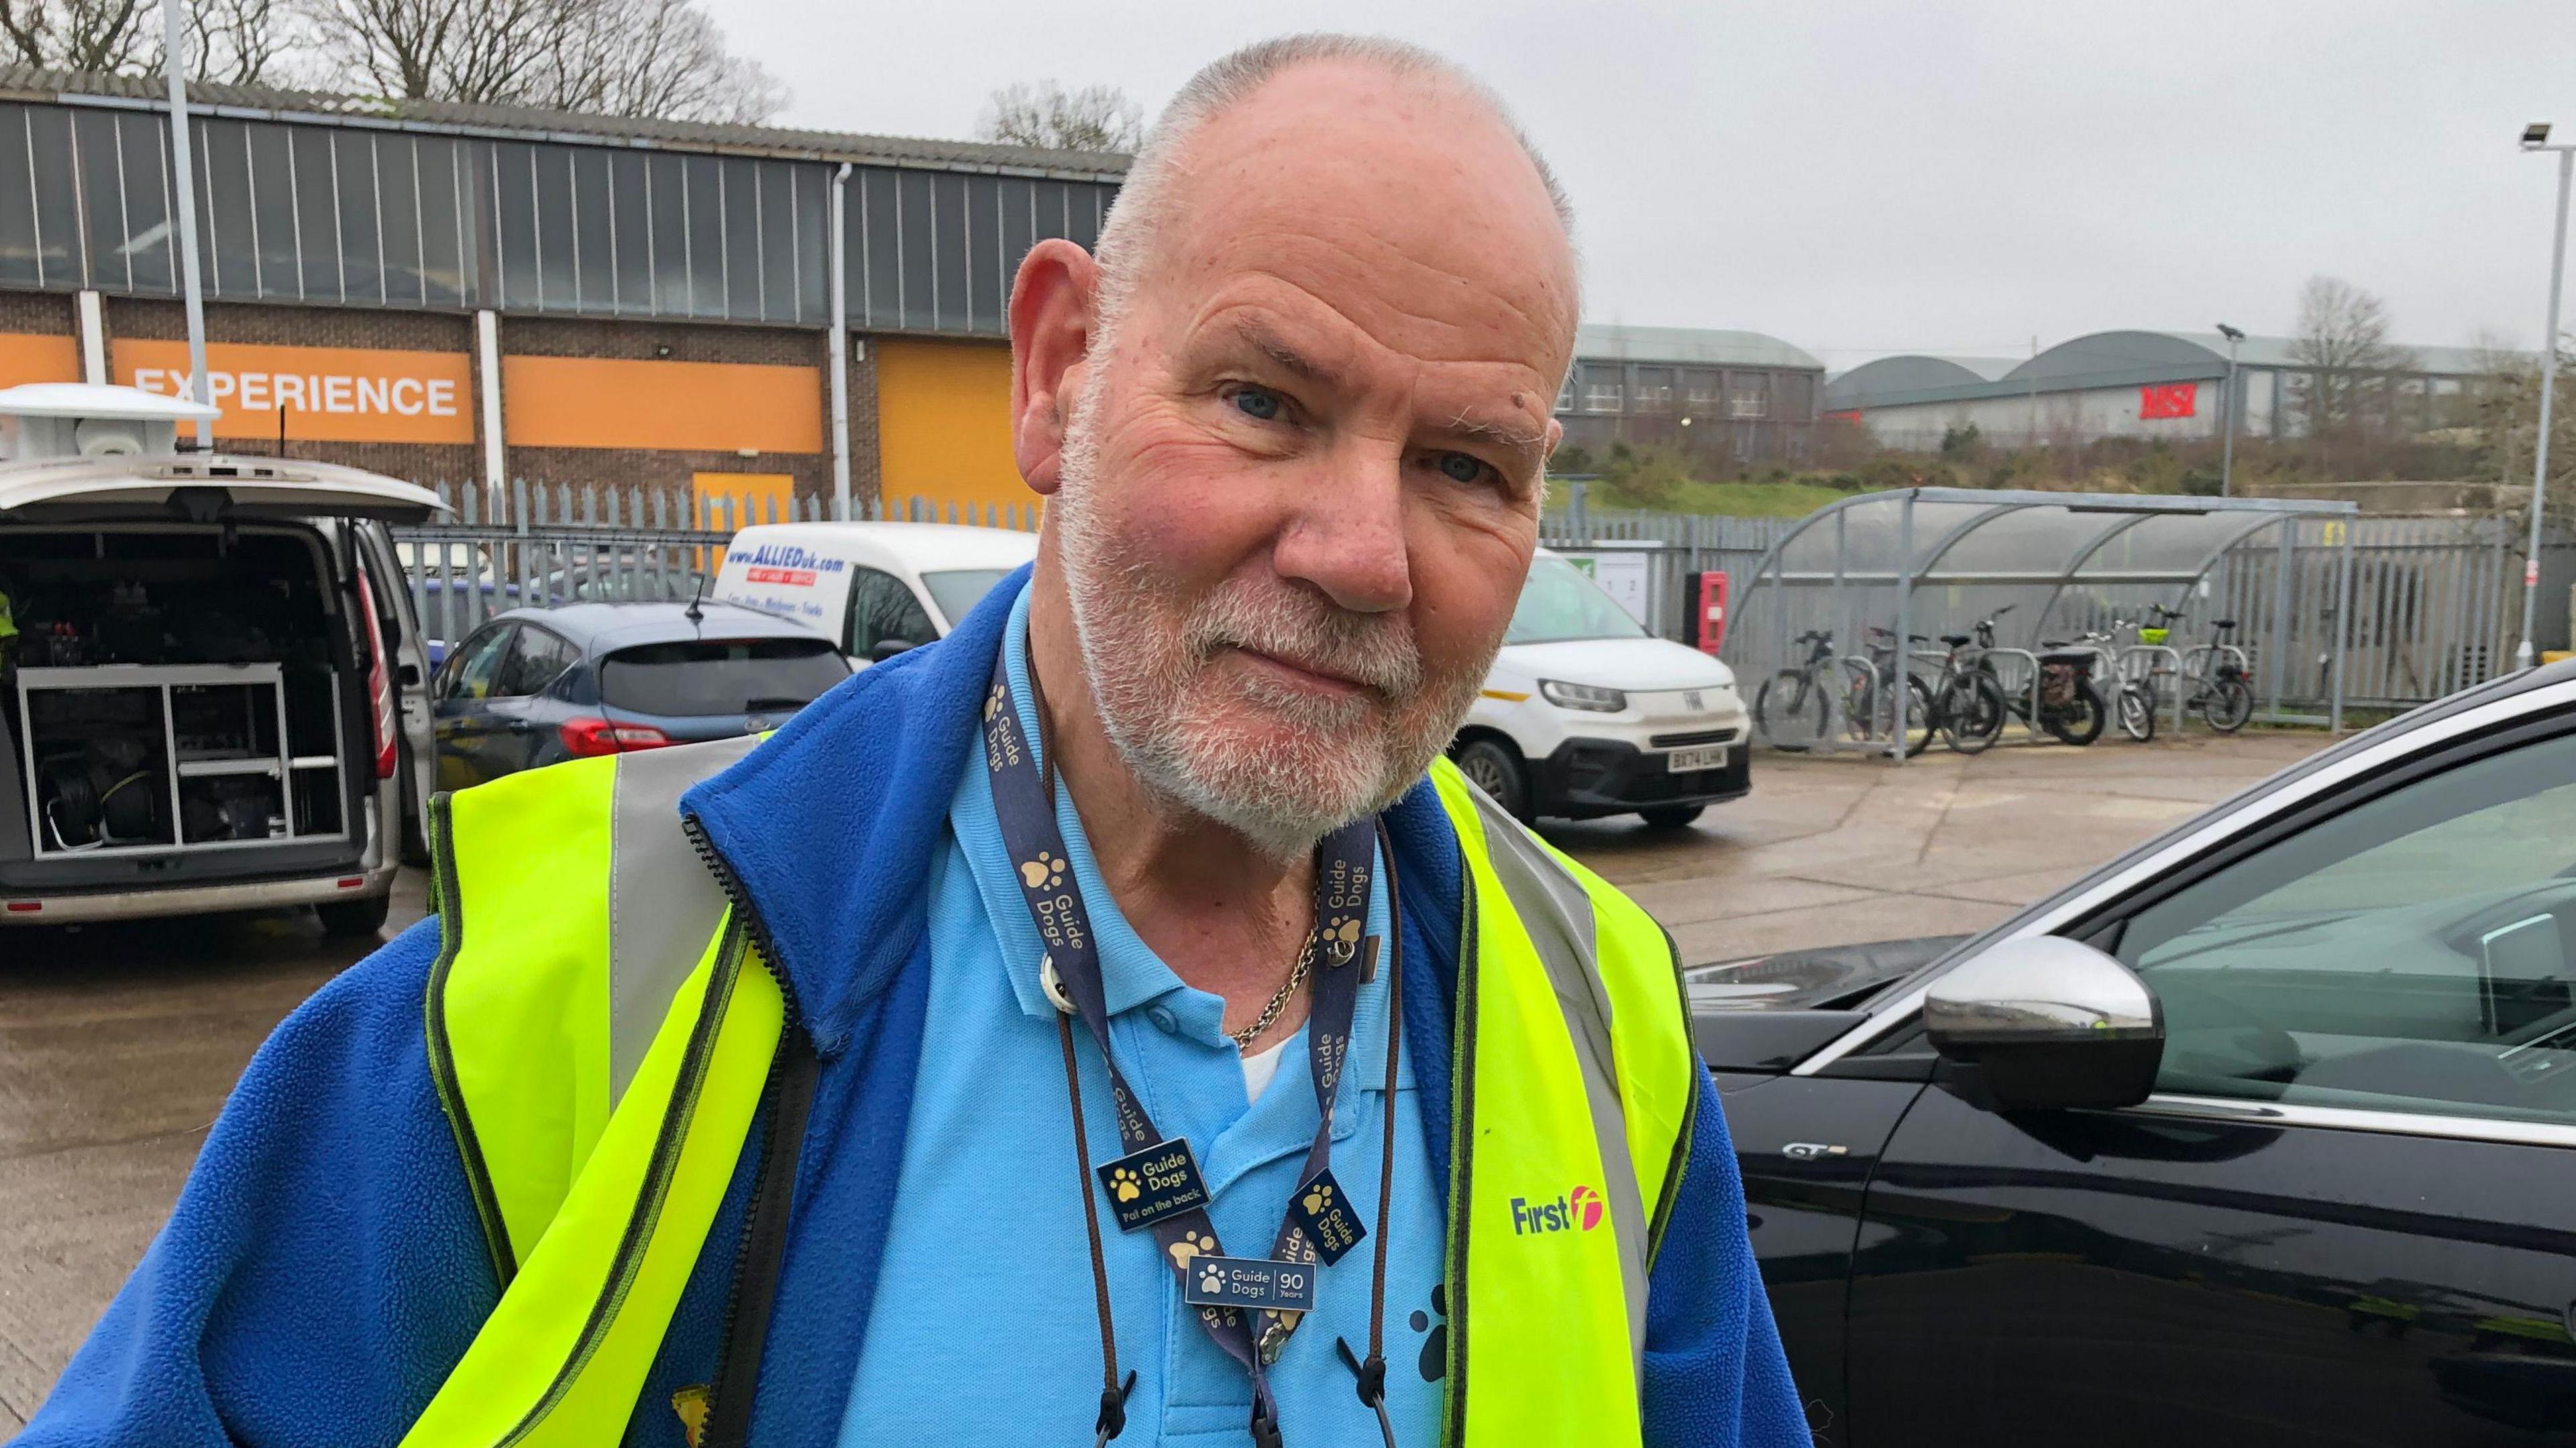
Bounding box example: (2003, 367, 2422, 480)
(1578, 361, 1623, 414)
(1728, 374, 1772, 419)
(1631, 366, 1675, 415)
(1682, 369, 1721, 415)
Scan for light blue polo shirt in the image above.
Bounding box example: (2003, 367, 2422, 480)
(839, 581, 1445, 1447)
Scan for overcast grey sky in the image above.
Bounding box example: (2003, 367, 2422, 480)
(718, 0, 2576, 368)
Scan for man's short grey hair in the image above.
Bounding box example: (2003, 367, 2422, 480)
(1091, 34, 1577, 339)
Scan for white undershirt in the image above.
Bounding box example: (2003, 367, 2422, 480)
(1240, 1036, 1292, 1102)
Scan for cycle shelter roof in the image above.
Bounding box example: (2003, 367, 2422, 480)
(1725, 488, 2361, 755)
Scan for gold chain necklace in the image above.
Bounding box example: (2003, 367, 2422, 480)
(1228, 934, 1318, 1049)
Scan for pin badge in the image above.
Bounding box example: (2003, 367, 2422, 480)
(1287, 1168, 1368, 1266)
(1181, 1256, 1318, 1315)
(1095, 1137, 1211, 1233)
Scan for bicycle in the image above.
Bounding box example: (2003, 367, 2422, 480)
(1963, 605, 2106, 746)
(1923, 625, 2008, 755)
(1856, 627, 1938, 758)
(1754, 630, 1864, 753)
(2090, 619, 2159, 742)
(2141, 604, 2255, 734)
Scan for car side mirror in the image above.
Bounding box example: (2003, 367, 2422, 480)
(1924, 937, 2163, 1111)
(867, 638, 916, 663)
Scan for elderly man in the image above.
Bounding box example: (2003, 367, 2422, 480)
(16, 34, 1804, 1448)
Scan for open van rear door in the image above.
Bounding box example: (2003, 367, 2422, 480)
(0, 455, 443, 524)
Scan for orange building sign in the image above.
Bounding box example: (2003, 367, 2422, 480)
(113, 339, 476, 444)
(502, 357, 822, 453)
(0, 333, 79, 389)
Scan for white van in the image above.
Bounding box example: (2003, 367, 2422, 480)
(1450, 550, 1749, 828)
(0, 384, 439, 934)
(711, 522, 1038, 663)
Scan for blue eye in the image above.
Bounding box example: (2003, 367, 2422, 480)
(1437, 452, 1488, 484)
(1231, 386, 1284, 422)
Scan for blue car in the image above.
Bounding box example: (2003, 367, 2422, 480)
(430, 600, 850, 791)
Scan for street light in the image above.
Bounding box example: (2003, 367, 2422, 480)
(2517, 121, 2573, 670)
(2216, 323, 2245, 498)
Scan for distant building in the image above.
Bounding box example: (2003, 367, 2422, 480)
(1556, 323, 1825, 466)
(1823, 329, 2513, 451)
(0, 64, 1126, 515)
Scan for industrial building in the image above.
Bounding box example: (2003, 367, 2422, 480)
(1823, 329, 2510, 451)
(1554, 323, 1825, 465)
(0, 64, 1124, 516)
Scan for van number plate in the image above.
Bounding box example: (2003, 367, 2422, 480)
(1666, 744, 1729, 773)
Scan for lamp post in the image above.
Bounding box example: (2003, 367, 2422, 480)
(2517, 121, 2574, 671)
(2216, 323, 2245, 498)
(162, 0, 211, 449)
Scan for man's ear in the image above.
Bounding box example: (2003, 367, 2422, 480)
(1010, 239, 1100, 498)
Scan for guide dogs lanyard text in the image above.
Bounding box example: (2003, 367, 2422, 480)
(983, 651, 1387, 1448)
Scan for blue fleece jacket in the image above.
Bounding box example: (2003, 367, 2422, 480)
(12, 566, 1809, 1448)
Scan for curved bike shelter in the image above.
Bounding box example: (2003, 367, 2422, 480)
(1723, 488, 2360, 762)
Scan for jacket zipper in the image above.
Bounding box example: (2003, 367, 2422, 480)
(681, 811, 810, 1442)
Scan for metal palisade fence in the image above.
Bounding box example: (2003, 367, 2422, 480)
(392, 478, 2565, 713)
(391, 480, 1041, 648)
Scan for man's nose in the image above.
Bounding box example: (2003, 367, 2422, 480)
(1271, 440, 1413, 614)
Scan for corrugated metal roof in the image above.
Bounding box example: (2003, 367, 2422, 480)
(0, 62, 1132, 182)
(1831, 329, 2530, 410)
(1574, 323, 1823, 373)
(1823, 355, 2016, 408)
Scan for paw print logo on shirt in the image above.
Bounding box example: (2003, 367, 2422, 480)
(1197, 1264, 1226, 1296)
(1019, 851, 1065, 891)
(1169, 1229, 1214, 1270)
(984, 684, 1004, 722)
(1109, 1167, 1142, 1203)
(1301, 1182, 1334, 1215)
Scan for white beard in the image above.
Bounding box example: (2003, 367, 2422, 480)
(1048, 380, 1491, 861)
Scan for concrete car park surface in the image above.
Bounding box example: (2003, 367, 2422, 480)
(0, 730, 2332, 1428)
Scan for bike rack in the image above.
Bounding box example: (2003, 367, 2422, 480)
(1966, 647, 2054, 747)
(1726, 487, 2361, 765)
(2117, 644, 2187, 732)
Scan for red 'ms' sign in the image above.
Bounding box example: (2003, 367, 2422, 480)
(2139, 383, 2198, 420)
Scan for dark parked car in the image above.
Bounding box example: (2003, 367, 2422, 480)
(431, 602, 849, 790)
(1694, 659, 2576, 1447)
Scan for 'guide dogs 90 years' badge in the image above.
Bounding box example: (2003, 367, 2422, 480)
(1182, 1255, 1320, 1314)
(1096, 1137, 1211, 1233)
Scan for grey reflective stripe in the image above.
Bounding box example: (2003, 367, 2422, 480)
(605, 734, 763, 1106)
(1457, 781, 1654, 1384)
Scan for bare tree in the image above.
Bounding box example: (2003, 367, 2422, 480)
(977, 80, 1140, 152)
(298, 0, 780, 121)
(0, 0, 154, 72)
(529, 0, 780, 123)
(2287, 275, 2417, 438)
(168, 0, 292, 85)
(299, 0, 555, 104)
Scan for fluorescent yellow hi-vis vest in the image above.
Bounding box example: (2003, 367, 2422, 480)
(405, 739, 1700, 1447)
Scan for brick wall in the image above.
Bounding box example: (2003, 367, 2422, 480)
(0, 291, 77, 337)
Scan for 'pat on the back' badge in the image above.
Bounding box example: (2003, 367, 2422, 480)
(1096, 1138, 1210, 1233)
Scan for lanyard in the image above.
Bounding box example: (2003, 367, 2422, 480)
(982, 648, 1393, 1447)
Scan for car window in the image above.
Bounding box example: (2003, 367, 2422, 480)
(598, 638, 851, 717)
(918, 567, 1012, 630)
(444, 625, 516, 702)
(2114, 730, 2576, 1126)
(1507, 555, 1649, 645)
(845, 567, 936, 653)
(497, 626, 580, 697)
